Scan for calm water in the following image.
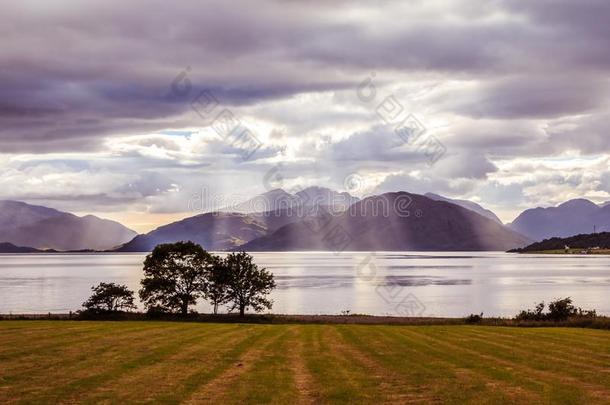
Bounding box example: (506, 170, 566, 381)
(1, 252, 609, 317)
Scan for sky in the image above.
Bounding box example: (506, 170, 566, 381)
(1, 0, 610, 233)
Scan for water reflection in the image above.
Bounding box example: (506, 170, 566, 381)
(0, 252, 609, 317)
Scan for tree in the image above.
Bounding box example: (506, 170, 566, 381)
(547, 297, 577, 321)
(222, 252, 276, 316)
(202, 256, 230, 314)
(139, 241, 215, 315)
(82, 282, 136, 313)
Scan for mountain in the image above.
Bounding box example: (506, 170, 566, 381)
(118, 186, 360, 253)
(116, 212, 269, 252)
(223, 186, 359, 214)
(510, 232, 610, 253)
(117, 201, 331, 252)
(0, 200, 137, 251)
(0, 242, 46, 253)
(425, 193, 502, 224)
(241, 192, 531, 251)
(295, 186, 359, 212)
(508, 199, 610, 241)
(223, 189, 299, 213)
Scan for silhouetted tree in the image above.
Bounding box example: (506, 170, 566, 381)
(203, 256, 230, 314)
(82, 282, 136, 313)
(547, 297, 577, 321)
(139, 241, 215, 315)
(222, 252, 276, 316)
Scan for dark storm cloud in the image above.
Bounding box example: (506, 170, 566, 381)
(446, 76, 608, 119)
(2, 0, 610, 153)
(544, 113, 610, 155)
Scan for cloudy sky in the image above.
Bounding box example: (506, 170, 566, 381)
(2, 0, 610, 232)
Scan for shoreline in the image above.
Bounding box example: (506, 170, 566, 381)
(2, 312, 610, 329)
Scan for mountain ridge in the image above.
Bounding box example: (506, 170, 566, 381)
(424, 193, 502, 224)
(241, 192, 531, 251)
(508, 198, 610, 241)
(0, 200, 137, 251)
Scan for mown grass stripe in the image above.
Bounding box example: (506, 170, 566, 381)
(0, 321, 124, 357)
(387, 326, 546, 400)
(0, 322, 189, 382)
(444, 327, 610, 375)
(467, 326, 610, 359)
(430, 326, 610, 396)
(331, 325, 440, 403)
(83, 324, 255, 403)
(404, 327, 602, 403)
(207, 326, 299, 404)
(298, 325, 386, 404)
(182, 325, 289, 404)
(10, 324, 236, 404)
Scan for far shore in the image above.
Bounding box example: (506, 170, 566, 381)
(516, 249, 610, 255)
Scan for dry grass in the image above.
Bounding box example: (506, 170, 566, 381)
(1, 321, 610, 404)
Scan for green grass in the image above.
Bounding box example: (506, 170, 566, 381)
(2, 322, 610, 404)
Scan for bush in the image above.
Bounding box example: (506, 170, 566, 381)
(547, 297, 577, 321)
(515, 301, 546, 321)
(465, 313, 483, 324)
(515, 297, 596, 322)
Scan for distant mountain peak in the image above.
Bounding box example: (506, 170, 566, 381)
(558, 198, 598, 209)
(224, 186, 359, 214)
(509, 197, 610, 241)
(261, 188, 292, 197)
(424, 192, 502, 224)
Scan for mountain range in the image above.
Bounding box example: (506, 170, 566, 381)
(507, 199, 610, 241)
(222, 187, 359, 214)
(118, 187, 348, 252)
(241, 192, 530, 251)
(4, 190, 610, 253)
(0, 200, 136, 251)
(116, 187, 531, 252)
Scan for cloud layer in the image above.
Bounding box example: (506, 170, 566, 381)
(1, 0, 610, 230)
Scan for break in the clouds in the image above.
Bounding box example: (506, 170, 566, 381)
(1, 0, 610, 230)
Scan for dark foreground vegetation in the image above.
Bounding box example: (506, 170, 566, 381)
(2, 321, 610, 404)
(81, 241, 275, 317)
(4, 296, 609, 330)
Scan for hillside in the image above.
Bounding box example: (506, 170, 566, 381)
(0, 201, 137, 251)
(510, 232, 610, 253)
(425, 193, 502, 224)
(0, 242, 46, 253)
(508, 199, 610, 241)
(242, 192, 531, 251)
(116, 212, 269, 252)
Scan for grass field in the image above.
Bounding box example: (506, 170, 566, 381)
(2, 322, 610, 404)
